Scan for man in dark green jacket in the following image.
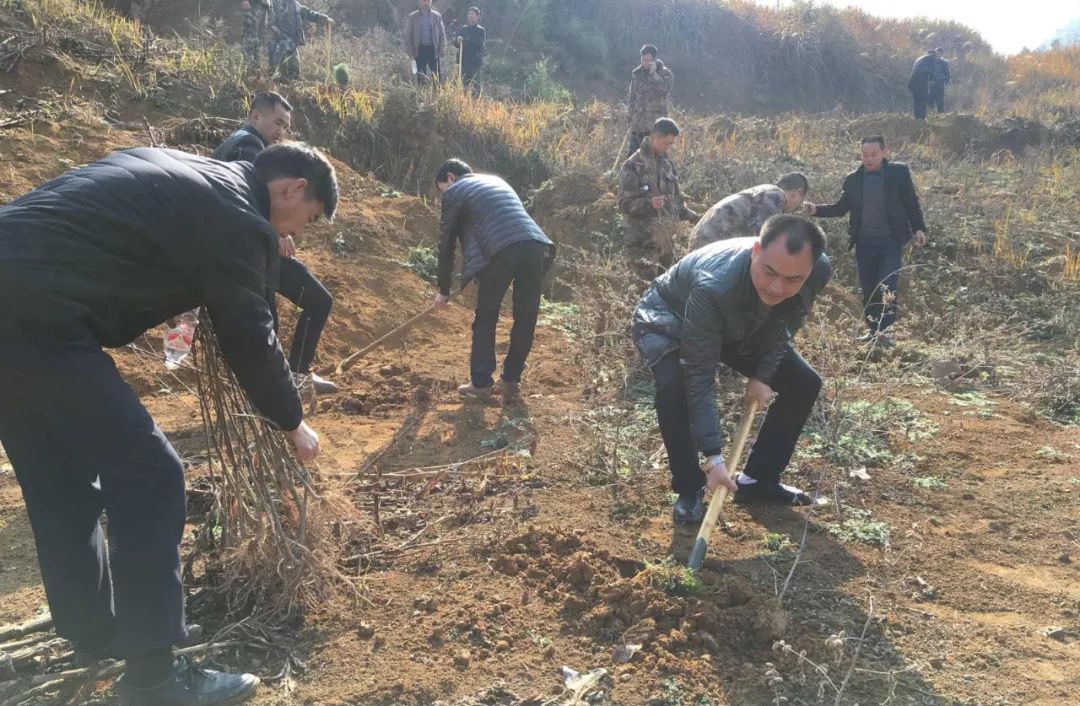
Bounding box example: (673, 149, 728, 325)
(0, 143, 337, 706)
(806, 135, 927, 345)
(632, 217, 832, 522)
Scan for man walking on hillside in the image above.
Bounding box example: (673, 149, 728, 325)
(930, 47, 950, 113)
(454, 6, 486, 94)
(690, 172, 810, 250)
(0, 142, 337, 705)
(404, 0, 448, 85)
(618, 118, 699, 284)
(433, 159, 555, 403)
(908, 48, 937, 120)
(805, 135, 927, 346)
(627, 44, 673, 156)
(215, 92, 339, 394)
(240, 0, 272, 72)
(269, 0, 334, 80)
(633, 217, 833, 522)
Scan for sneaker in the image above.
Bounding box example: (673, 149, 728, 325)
(457, 383, 493, 401)
(734, 476, 812, 506)
(117, 656, 259, 706)
(309, 373, 338, 394)
(75, 624, 205, 668)
(672, 488, 705, 525)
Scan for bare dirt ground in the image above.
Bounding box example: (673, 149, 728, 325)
(0, 120, 1078, 706)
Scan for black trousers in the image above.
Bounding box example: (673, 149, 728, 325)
(471, 240, 546, 388)
(270, 256, 333, 374)
(415, 44, 439, 83)
(0, 344, 188, 657)
(911, 86, 928, 120)
(929, 83, 946, 113)
(628, 131, 650, 157)
(652, 347, 822, 496)
(462, 60, 481, 93)
(855, 238, 904, 333)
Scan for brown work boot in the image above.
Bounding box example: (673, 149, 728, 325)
(457, 383, 493, 401)
(497, 380, 522, 404)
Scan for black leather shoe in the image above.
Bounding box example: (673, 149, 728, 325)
(672, 488, 705, 525)
(75, 624, 205, 668)
(118, 656, 258, 706)
(735, 479, 812, 506)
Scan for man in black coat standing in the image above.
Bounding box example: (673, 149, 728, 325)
(908, 49, 937, 120)
(0, 143, 337, 706)
(454, 6, 486, 94)
(433, 159, 554, 404)
(805, 135, 928, 346)
(215, 92, 339, 394)
(930, 47, 951, 113)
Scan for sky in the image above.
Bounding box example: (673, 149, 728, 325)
(759, 0, 1076, 55)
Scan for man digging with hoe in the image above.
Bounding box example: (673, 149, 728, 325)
(632, 216, 832, 524)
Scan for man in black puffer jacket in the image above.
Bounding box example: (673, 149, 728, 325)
(632, 217, 832, 523)
(215, 92, 338, 394)
(434, 159, 554, 403)
(0, 143, 337, 706)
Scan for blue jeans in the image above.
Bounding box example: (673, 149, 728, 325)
(855, 239, 904, 333)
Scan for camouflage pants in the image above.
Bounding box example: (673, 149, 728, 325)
(241, 5, 269, 70)
(270, 36, 301, 79)
(624, 218, 679, 285)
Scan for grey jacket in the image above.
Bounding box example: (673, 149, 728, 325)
(403, 8, 447, 58)
(437, 174, 553, 295)
(690, 184, 787, 250)
(632, 237, 831, 454)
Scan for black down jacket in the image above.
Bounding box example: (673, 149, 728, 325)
(0, 147, 302, 430)
(437, 173, 553, 295)
(632, 237, 831, 455)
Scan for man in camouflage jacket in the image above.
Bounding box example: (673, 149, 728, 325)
(627, 44, 673, 156)
(270, 0, 333, 79)
(618, 118, 699, 284)
(690, 173, 810, 250)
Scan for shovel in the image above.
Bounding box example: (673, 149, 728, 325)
(687, 399, 759, 570)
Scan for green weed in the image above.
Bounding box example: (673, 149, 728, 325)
(913, 476, 947, 490)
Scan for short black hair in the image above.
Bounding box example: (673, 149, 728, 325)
(467, 6, 480, 17)
(640, 44, 658, 58)
(651, 117, 680, 137)
(254, 142, 338, 221)
(759, 214, 826, 261)
(935, 47, 944, 53)
(860, 134, 886, 150)
(435, 158, 473, 186)
(249, 91, 292, 116)
(776, 172, 809, 195)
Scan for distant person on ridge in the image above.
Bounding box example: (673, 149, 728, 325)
(214, 92, 339, 394)
(618, 118, 699, 284)
(690, 173, 811, 250)
(240, 0, 272, 72)
(805, 135, 928, 347)
(930, 47, 951, 113)
(908, 48, 937, 120)
(433, 159, 555, 404)
(627, 44, 673, 156)
(404, 0, 448, 85)
(454, 6, 486, 94)
(269, 0, 334, 80)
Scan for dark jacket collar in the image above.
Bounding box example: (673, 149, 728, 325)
(241, 124, 269, 149)
(246, 169, 272, 220)
(854, 158, 891, 179)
